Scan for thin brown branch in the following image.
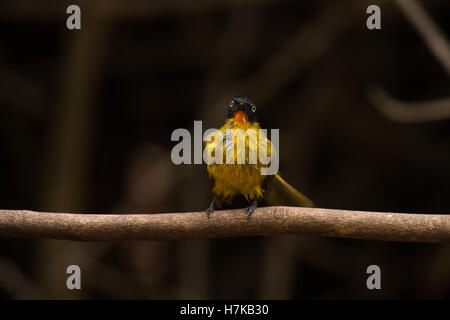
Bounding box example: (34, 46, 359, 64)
(0, 207, 449, 243)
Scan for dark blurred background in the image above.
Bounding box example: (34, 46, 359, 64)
(0, 0, 449, 299)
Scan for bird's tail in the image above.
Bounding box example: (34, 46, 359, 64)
(264, 174, 314, 207)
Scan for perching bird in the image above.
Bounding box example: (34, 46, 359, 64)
(204, 96, 313, 216)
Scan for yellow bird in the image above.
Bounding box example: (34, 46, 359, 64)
(205, 96, 314, 216)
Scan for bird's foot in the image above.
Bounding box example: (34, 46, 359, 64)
(205, 206, 214, 217)
(205, 196, 216, 217)
(245, 200, 258, 216)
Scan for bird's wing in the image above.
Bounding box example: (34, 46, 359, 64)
(263, 174, 314, 207)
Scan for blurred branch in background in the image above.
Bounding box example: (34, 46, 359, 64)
(259, 235, 301, 299)
(35, 0, 112, 299)
(240, 1, 362, 105)
(204, 0, 365, 125)
(0, 207, 449, 243)
(0, 65, 45, 118)
(367, 0, 450, 123)
(0, 255, 42, 299)
(393, 0, 450, 76)
(368, 86, 450, 122)
(0, 0, 275, 21)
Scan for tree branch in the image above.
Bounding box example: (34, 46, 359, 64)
(393, 0, 450, 76)
(0, 207, 449, 243)
(367, 86, 450, 122)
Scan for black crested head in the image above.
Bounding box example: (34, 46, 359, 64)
(227, 96, 258, 123)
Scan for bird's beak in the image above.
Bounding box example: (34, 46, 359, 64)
(234, 110, 247, 123)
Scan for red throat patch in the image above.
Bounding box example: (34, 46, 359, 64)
(234, 111, 247, 123)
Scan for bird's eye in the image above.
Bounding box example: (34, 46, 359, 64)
(229, 101, 234, 108)
(251, 105, 256, 112)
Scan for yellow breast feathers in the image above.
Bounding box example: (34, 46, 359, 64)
(204, 119, 273, 201)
